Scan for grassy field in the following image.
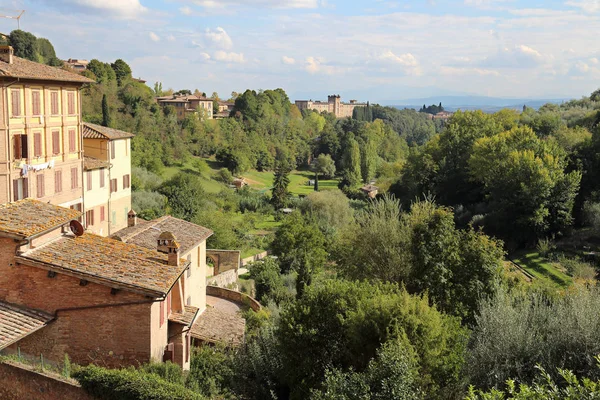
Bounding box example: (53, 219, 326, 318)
(243, 169, 339, 195)
(511, 251, 573, 288)
(161, 159, 226, 194)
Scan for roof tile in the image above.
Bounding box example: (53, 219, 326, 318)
(0, 199, 81, 238)
(83, 122, 135, 140)
(0, 301, 53, 350)
(0, 56, 94, 83)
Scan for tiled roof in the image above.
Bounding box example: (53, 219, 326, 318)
(17, 233, 189, 297)
(83, 122, 135, 140)
(113, 216, 213, 255)
(361, 184, 379, 192)
(83, 156, 109, 171)
(0, 199, 81, 238)
(0, 301, 54, 350)
(0, 56, 94, 83)
(169, 305, 199, 327)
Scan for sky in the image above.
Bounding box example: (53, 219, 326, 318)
(1, 0, 600, 103)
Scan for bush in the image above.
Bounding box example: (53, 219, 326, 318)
(140, 361, 184, 385)
(557, 255, 597, 280)
(73, 364, 204, 400)
(132, 190, 167, 220)
(249, 257, 291, 304)
(132, 166, 163, 191)
(186, 345, 234, 398)
(536, 237, 555, 258)
(583, 201, 600, 230)
(215, 167, 233, 184)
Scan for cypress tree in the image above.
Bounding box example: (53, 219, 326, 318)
(101, 94, 111, 127)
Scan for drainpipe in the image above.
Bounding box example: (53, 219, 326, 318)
(78, 87, 85, 226)
(108, 140, 112, 235)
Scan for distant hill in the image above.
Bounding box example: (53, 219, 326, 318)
(389, 95, 570, 112)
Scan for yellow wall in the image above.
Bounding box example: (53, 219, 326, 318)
(182, 241, 207, 313)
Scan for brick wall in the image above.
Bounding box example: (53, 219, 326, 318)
(207, 249, 240, 275)
(0, 360, 94, 400)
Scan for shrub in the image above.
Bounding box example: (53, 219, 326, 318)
(536, 237, 555, 258)
(557, 255, 597, 280)
(215, 167, 233, 184)
(583, 201, 600, 230)
(141, 361, 184, 385)
(249, 258, 291, 304)
(73, 364, 204, 400)
(186, 345, 234, 398)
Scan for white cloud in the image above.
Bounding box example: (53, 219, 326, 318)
(180, 6, 193, 15)
(282, 56, 296, 65)
(200, 52, 212, 61)
(481, 45, 548, 69)
(190, 0, 319, 9)
(204, 27, 233, 49)
(213, 51, 246, 63)
(149, 32, 160, 42)
(49, 0, 147, 18)
(566, 0, 600, 13)
(167, 35, 176, 42)
(304, 56, 341, 74)
(440, 66, 501, 76)
(377, 50, 418, 67)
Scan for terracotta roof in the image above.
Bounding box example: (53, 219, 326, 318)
(0, 301, 54, 350)
(83, 156, 109, 171)
(17, 233, 189, 297)
(0, 199, 81, 239)
(0, 56, 94, 83)
(113, 216, 213, 255)
(169, 305, 199, 327)
(361, 184, 379, 192)
(82, 122, 135, 140)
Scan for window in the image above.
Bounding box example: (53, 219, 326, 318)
(67, 92, 75, 115)
(11, 90, 21, 117)
(33, 133, 42, 157)
(186, 296, 191, 306)
(32, 90, 40, 116)
(110, 141, 116, 159)
(110, 178, 117, 193)
(71, 167, 78, 189)
(52, 131, 60, 155)
(100, 206, 105, 222)
(68, 129, 76, 153)
(54, 170, 62, 193)
(86, 171, 92, 191)
(99, 169, 105, 188)
(123, 174, 130, 189)
(160, 300, 165, 327)
(13, 178, 28, 201)
(51, 91, 59, 115)
(86, 210, 94, 227)
(13, 134, 27, 159)
(70, 203, 82, 222)
(36, 174, 45, 198)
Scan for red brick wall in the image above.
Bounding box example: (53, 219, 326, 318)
(0, 361, 94, 400)
(0, 238, 155, 367)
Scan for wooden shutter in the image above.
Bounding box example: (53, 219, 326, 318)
(160, 301, 165, 327)
(13, 135, 21, 159)
(86, 171, 92, 191)
(52, 131, 60, 154)
(123, 174, 130, 189)
(100, 206, 105, 222)
(69, 130, 76, 153)
(36, 174, 45, 198)
(51, 92, 58, 115)
(21, 135, 28, 159)
(71, 167, 78, 189)
(23, 178, 28, 198)
(11, 90, 20, 116)
(86, 210, 94, 227)
(68, 92, 75, 115)
(12, 180, 19, 201)
(32, 91, 40, 115)
(55, 170, 62, 193)
(99, 169, 105, 188)
(34, 133, 42, 157)
(110, 141, 116, 159)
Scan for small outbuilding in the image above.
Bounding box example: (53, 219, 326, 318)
(360, 184, 379, 199)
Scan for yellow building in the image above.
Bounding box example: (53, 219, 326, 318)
(82, 122, 133, 236)
(0, 46, 94, 211)
(295, 94, 367, 118)
(155, 95, 213, 120)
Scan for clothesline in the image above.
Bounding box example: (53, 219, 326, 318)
(17, 160, 55, 177)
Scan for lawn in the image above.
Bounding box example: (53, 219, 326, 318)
(161, 159, 227, 194)
(511, 251, 573, 288)
(243, 169, 339, 195)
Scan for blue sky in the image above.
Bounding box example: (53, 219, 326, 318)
(1, 0, 600, 103)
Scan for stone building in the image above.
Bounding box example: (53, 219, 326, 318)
(0, 45, 93, 211)
(155, 94, 213, 120)
(295, 94, 367, 118)
(0, 199, 211, 370)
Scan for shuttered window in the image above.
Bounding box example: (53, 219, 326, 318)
(55, 170, 62, 193)
(68, 92, 75, 115)
(71, 167, 78, 189)
(99, 169, 105, 188)
(68, 129, 76, 153)
(32, 90, 41, 115)
(36, 174, 45, 198)
(110, 141, 116, 159)
(51, 92, 59, 115)
(110, 178, 117, 193)
(13, 178, 28, 201)
(160, 301, 165, 327)
(11, 90, 20, 117)
(13, 134, 27, 159)
(86, 171, 92, 191)
(52, 131, 60, 155)
(86, 210, 94, 227)
(123, 174, 130, 189)
(100, 206, 105, 222)
(33, 133, 42, 157)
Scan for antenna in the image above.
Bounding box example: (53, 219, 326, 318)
(0, 9, 25, 30)
(69, 220, 85, 237)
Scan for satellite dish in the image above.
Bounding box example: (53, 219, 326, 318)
(69, 220, 84, 237)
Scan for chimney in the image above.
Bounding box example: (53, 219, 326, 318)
(127, 209, 137, 227)
(157, 231, 180, 267)
(0, 46, 13, 64)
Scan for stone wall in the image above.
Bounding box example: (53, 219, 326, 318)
(241, 250, 269, 266)
(206, 268, 237, 288)
(0, 360, 94, 400)
(207, 249, 240, 275)
(206, 286, 261, 311)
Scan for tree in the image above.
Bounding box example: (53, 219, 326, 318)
(111, 59, 132, 86)
(339, 136, 362, 190)
(248, 257, 290, 304)
(36, 37, 61, 66)
(300, 189, 354, 241)
(154, 82, 163, 96)
(312, 153, 336, 179)
(9, 30, 37, 61)
(270, 158, 291, 210)
(158, 173, 206, 221)
(101, 94, 111, 128)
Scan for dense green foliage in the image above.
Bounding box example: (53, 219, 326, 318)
(7, 30, 62, 66)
